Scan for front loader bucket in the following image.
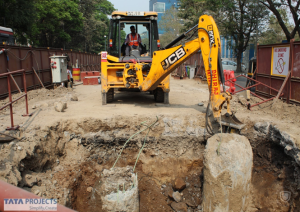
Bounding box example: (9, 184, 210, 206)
(221, 113, 245, 130)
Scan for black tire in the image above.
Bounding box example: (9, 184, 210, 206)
(107, 88, 114, 103)
(154, 88, 164, 102)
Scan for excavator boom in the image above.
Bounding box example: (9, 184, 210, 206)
(141, 15, 221, 93)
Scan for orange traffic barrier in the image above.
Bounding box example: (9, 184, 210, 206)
(223, 70, 236, 93)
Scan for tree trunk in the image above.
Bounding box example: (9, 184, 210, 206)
(236, 50, 243, 73)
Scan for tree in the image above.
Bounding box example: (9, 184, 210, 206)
(70, 0, 114, 53)
(92, 0, 115, 52)
(259, 9, 294, 44)
(179, 0, 268, 72)
(1, 0, 114, 52)
(214, 0, 269, 71)
(0, 0, 36, 44)
(28, 0, 83, 48)
(178, 0, 207, 31)
(260, 0, 300, 41)
(159, 7, 185, 47)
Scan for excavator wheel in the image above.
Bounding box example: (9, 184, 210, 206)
(107, 88, 114, 103)
(154, 88, 164, 103)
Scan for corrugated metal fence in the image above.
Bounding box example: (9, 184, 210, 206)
(0, 45, 100, 99)
(172, 51, 206, 78)
(256, 40, 300, 104)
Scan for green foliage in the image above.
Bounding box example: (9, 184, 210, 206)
(70, 0, 115, 53)
(178, 0, 207, 31)
(0, 0, 36, 43)
(259, 9, 295, 44)
(30, 0, 83, 47)
(159, 7, 185, 47)
(1, 0, 115, 53)
(179, 0, 268, 72)
(260, 0, 300, 41)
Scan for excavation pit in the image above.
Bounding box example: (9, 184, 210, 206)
(0, 117, 300, 212)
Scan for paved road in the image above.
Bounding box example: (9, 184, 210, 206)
(234, 73, 247, 91)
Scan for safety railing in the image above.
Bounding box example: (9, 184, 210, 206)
(226, 74, 283, 109)
(0, 69, 33, 130)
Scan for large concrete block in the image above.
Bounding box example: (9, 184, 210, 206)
(100, 166, 139, 212)
(203, 133, 253, 212)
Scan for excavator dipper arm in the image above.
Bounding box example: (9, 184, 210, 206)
(138, 15, 244, 130)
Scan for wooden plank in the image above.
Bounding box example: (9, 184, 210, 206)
(272, 70, 291, 106)
(7, 69, 22, 93)
(32, 67, 45, 88)
(0, 136, 14, 143)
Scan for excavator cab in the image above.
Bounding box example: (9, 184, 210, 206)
(101, 11, 169, 105)
(108, 11, 160, 62)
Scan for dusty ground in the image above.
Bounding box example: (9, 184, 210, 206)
(0, 77, 300, 211)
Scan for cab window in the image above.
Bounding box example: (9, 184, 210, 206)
(108, 18, 159, 58)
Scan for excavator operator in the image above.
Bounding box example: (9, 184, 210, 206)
(125, 25, 142, 56)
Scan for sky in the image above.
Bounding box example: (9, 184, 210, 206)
(109, 0, 150, 12)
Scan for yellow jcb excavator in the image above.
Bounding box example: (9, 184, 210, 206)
(100, 11, 244, 133)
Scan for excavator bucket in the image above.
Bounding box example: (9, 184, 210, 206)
(220, 113, 245, 130)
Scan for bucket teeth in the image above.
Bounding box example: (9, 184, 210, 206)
(220, 114, 245, 130)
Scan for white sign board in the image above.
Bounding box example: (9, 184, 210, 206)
(271, 46, 290, 76)
(127, 11, 144, 16)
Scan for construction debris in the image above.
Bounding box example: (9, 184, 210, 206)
(0, 78, 300, 212)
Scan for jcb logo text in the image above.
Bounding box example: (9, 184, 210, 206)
(207, 25, 215, 45)
(161, 47, 186, 70)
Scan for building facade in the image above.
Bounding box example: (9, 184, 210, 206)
(221, 36, 255, 69)
(149, 0, 179, 34)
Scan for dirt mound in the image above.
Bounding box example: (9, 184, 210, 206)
(231, 94, 300, 123)
(0, 87, 72, 109)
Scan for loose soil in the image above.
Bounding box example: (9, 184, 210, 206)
(0, 78, 300, 211)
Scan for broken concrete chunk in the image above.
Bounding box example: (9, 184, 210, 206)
(239, 90, 250, 100)
(254, 122, 270, 135)
(23, 174, 37, 187)
(173, 177, 186, 191)
(164, 186, 173, 199)
(172, 191, 182, 202)
(70, 95, 78, 101)
(171, 202, 188, 212)
(54, 101, 67, 112)
(34, 190, 41, 195)
(238, 95, 248, 106)
(54, 102, 64, 112)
